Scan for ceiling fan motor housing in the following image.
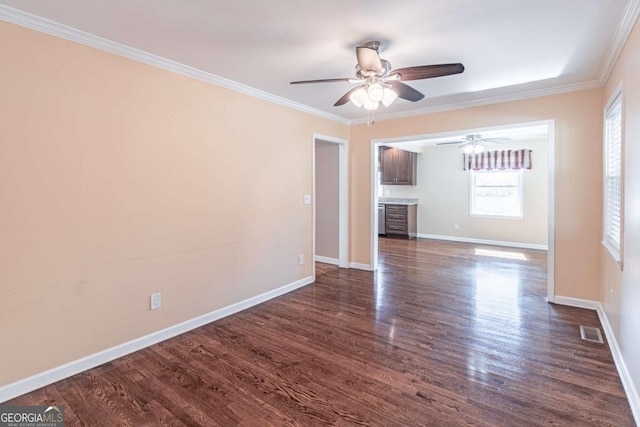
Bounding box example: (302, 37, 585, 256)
(361, 40, 385, 52)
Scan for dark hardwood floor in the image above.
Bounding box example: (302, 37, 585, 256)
(314, 260, 339, 277)
(6, 238, 635, 426)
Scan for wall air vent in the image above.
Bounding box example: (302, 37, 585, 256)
(580, 325, 604, 344)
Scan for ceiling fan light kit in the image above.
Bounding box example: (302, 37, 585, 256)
(463, 143, 485, 154)
(290, 41, 464, 113)
(349, 90, 379, 110)
(349, 82, 398, 109)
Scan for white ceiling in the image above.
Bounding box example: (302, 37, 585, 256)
(0, 0, 634, 122)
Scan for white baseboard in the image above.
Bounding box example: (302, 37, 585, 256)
(597, 304, 640, 426)
(552, 296, 600, 310)
(0, 275, 314, 403)
(416, 233, 548, 251)
(314, 255, 339, 266)
(349, 262, 372, 271)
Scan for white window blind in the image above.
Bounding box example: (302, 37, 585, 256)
(603, 91, 622, 262)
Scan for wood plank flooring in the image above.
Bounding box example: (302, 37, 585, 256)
(6, 238, 635, 426)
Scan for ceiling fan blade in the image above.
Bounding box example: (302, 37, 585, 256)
(334, 85, 365, 106)
(356, 46, 383, 74)
(435, 141, 464, 146)
(482, 138, 511, 143)
(290, 78, 354, 84)
(389, 63, 465, 81)
(389, 82, 425, 102)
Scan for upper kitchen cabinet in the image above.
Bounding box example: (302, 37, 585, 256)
(379, 147, 417, 185)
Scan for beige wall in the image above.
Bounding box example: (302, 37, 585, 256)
(381, 140, 548, 245)
(315, 140, 339, 260)
(601, 16, 640, 407)
(0, 21, 348, 385)
(350, 88, 603, 300)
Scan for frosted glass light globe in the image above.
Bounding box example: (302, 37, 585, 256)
(367, 83, 384, 103)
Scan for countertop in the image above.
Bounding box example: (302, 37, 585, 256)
(378, 197, 419, 205)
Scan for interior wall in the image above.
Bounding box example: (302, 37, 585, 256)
(350, 88, 603, 300)
(0, 21, 348, 386)
(380, 140, 548, 245)
(601, 16, 640, 410)
(315, 140, 339, 260)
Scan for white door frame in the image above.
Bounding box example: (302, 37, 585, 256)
(369, 119, 556, 301)
(313, 134, 349, 276)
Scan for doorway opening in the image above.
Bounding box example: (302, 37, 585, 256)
(313, 134, 349, 279)
(370, 120, 555, 301)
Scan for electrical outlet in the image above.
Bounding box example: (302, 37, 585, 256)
(454, 224, 459, 230)
(303, 195, 311, 205)
(150, 293, 161, 310)
(298, 254, 304, 265)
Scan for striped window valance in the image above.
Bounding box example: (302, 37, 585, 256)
(463, 149, 532, 171)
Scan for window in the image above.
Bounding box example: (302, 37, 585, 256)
(603, 90, 623, 265)
(470, 170, 523, 218)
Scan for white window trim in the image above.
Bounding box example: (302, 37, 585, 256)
(602, 85, 625, 270)
(469, 169, 524, 219)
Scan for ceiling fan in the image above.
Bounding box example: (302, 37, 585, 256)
(436, 134, 511, 153)
(290, 41, 464, 110)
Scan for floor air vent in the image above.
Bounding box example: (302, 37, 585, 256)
(580, 326, 604, 344)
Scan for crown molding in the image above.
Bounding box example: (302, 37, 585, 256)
(0, 5, 351, 126)
(350, 80, 602, 125)
(598, 0, 640, 85)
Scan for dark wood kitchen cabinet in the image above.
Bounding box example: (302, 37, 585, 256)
(379, 147, 417, 185)
(384, 204, 417, 239)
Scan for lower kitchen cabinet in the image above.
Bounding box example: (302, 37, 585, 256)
(384, 204, 417, 239)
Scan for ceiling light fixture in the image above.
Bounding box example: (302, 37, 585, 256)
(349, 87, 367, 108)
(463, 142, 485, 154)
(381, 87, 398, 107)
(349, 82, 398, 111)
(367, 83, 384, 103)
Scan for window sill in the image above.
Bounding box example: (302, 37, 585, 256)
(601, 240, 624, 271)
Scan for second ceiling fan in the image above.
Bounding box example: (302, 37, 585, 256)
(290, 41, 464, 110)
(436, 134, 511, 153)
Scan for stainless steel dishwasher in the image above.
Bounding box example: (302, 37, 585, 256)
(378, 204, 386, 235)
